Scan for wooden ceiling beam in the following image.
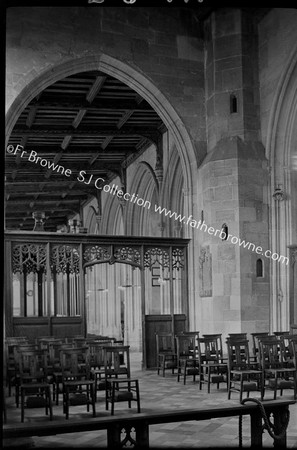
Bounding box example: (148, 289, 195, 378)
(15, 137, 28, 166)
(12, 127, 159, 139)
(44, 152, 64, 179)
(31, 99, 153, 111)
(6, 145, 138, 154)
(26, 105, 38, 128)
(117, 110, 134, 129)
(86, 76, 106, 103)
(61, 135, 72, 149)
(72, 109, 87, 128)
(5, 188, 92, 196)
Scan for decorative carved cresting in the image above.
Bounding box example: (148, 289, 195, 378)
(114, 246, 141, 266)
(50, 244, 80, 274)
(199, 245, 212, 297)
(144, 247, 170, 270)
(120, 426, 137, 448)
(172, 248, 185, 270)
(291, 248, 297, 266)
(12, 243, 47, 274)
(83, 245, 111, 263)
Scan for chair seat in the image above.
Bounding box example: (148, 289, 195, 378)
(64, 380, 94, 387)
(69, 393, 89, 405)
(234, 381, 258, 391)
(207, 374, 227, 383)
(265, 368, 296, 374)
(26, 396, 48, 408)
(21, 382, 50, 389)
(187, 367, 200, 375)
(231, 369, 262, 375)
(113, 391, 134, 402)
(268, 379, 295, 389)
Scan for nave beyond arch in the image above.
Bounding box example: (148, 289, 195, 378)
(5, 6, 297, 361)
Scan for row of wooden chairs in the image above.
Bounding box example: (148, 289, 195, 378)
(4, 336, 141, 421)
(156, 331, 297, 402)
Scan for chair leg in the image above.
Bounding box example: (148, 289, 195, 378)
(136, 382, 141, 413)
(21, 389, 25, 423)
(261, 374, 265, 400)
(92, 385, 96, 417)
(227, 375, 231, 399)
(48, 388, 53, 421)
(274, 374, 277, 400)
(65, 387, 69, 420)
(239, 377, 244, 403)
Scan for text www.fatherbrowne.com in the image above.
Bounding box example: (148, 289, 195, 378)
(154, 205, 288, 265)
(6, 144, 288, 266)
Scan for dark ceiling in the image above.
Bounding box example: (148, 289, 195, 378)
(5, 71, 165, 231)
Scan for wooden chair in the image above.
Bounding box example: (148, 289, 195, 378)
(260, 337, 297, 400)
(103, 345, 140, 415)
(251, 332, 269, 363)
(105, 378, 141, 415)
(14, 343, 39, 408)
(175, 334, 200, 384)
(228, 333, 247, 339)
(52, 343, 74, 405)
(197, 336, 228, 393)
(226, 339, 262, 402)
(103, 345, 131, 379)
(61, 347, 96, 419)
(5, 338, 28, 397)
(156, 332, 177, 377)
(19, 349, 53, 422)
(89, 340, 113, 401)
(202, 334, 226, 362)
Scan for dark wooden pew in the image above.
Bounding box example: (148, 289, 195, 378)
(3, 399, 295, 448)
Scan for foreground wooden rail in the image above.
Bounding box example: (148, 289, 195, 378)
(3, 399, 295, 448)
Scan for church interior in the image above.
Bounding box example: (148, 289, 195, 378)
(3, 3, 297, 448)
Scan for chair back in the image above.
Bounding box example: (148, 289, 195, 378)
(226, 339, 252, 370)
(251, 332, 269, 360)
(89, 342, 109, 369)
(103, 345, 130, 377)
(259, 338, 286, 370)
(61, 347, 91, 379)
(228, 333, 247, 339)
(19, 349, 48, 380)
(175, 334, 197, 359)
(156, 332, 175, 354)
(202, 334, 224, 359)
(47, 340, 66, 367)
(289, 335, 297, 367)
(198, 336, 222, 364)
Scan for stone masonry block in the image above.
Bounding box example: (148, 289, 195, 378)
(222, 68, 243, 91)
(238, 207, 257, 221)
(230, 295, 240, 310)
(217, 244, 236, 261)
(215, 210, 235, 222)
(214, 185, 233, 201)
(213, 274, 225, 296)
(223, 309, 241, 321)
(231, 277, 241, 295)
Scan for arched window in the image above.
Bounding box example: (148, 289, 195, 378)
(230, 94, 238, 114)
(256, 258, 264, 278)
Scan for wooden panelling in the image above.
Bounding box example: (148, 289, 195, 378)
(145, 314, 186, 368)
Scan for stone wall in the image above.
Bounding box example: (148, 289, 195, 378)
(6, 6, 297, 337)
(6, 6, 206, 158)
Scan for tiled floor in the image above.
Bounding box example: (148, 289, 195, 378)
(3, 357, 297, 449)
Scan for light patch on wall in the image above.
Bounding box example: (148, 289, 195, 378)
(177, 36, 203, 62)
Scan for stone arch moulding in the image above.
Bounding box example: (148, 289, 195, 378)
(265, 43, 297, 332)
(6, 53, 196, 203)
(127, 162, 157, 236)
